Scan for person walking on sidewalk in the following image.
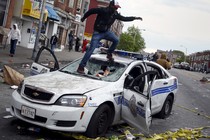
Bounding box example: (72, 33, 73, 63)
(68, 31, 74, 52)
(82, 39, 88, 53)
(75, 36, 81, 52)
(77, 0, 143, 74)
(7, 24, 21, 57)
(50, 34, 58, 54)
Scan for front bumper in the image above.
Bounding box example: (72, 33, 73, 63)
(10, 91, 96, 132)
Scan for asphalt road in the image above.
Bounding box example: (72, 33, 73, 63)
(0, 66, 210, 140)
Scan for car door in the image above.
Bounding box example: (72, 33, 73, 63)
(122, 71, 157, 135)
(146, 62, 172, 111)
(30, 46, 59, 76)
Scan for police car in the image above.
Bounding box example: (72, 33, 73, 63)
(10, 47, 178, 138)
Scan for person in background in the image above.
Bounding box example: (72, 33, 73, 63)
(75, 37, 81, 52)
(156, 53, 171, 70)
(68, 31, 74, 52)
(7, 24, 21, 57)
(152, 52, 159, 62)
(166, 58, 172, 67)
(82, 39, 88, 53)
(50, 33, 58, 54)
(76, 0, 143, 74)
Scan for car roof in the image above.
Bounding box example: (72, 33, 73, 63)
(91, 53, 137, 64)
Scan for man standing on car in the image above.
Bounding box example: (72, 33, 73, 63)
(77, 0, 143, 74)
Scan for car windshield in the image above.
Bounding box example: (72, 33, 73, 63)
(60, 57, 127, 82)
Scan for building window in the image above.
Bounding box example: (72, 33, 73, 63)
(69, 0, 75, 8)
(76, 0, 82, 13)
(59, 0, 65, 3)
(83, 1, 89, 14)
(0, 0, 8, 26)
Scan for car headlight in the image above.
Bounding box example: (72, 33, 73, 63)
(17, 80, 24, 94)
(55, 95, 87, 107)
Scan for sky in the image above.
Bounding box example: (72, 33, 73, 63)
(117, 0, 210, 54)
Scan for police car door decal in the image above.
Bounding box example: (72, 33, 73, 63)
(122, 88, 151, 134)
(121, 70, 157, 134)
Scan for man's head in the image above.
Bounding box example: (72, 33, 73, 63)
(13, 24, 17, 30)
(109, 0, 121, 10)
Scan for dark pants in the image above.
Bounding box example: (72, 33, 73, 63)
(79, 31, 119, 68)
(10, 39, 18, 55)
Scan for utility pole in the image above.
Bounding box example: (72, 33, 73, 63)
(31, 0, 46, 60)
(180, 45, 187, 62)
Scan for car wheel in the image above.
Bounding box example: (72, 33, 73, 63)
(85, 104, 112, 138)
(156, 95, 173, 119)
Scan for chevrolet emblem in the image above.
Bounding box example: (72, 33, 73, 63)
(32, 92, 40, 97)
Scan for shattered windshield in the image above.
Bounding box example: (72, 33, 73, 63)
(60, 57, 127, 82)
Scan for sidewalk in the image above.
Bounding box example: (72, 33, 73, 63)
(0, 45, 84, 67)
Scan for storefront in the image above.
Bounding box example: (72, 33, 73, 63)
(12, 0, 60, 48)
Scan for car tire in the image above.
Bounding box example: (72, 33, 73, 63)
(156, 95, 173, 119)
(85, 104, 112, 138)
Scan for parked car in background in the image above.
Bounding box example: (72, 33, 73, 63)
(184, 63, 193, 71)
(180, 62, 189, 69)
(173, 63, 181, 69)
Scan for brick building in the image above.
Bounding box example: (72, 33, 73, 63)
(0, 0, 15, 45)
(0, 0, 85, 49)
(188, 51, 210, 73)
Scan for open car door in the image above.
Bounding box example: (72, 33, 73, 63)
(30, 47, 59, 76)
(122, 71, 157, 135)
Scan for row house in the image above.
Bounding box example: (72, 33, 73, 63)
(0, 0, 122, 50)
(0, 0, 60, 48)
(188, 50, 210, 72)
(0, 0, 89, 50)
(0, 0, 14, 45)
(53, 0, 89, 48)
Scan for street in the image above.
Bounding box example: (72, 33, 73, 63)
(0, 66, 210, 140)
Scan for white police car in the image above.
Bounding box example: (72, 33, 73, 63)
(10, 47, 178, 138)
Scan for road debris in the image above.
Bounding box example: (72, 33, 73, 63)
(3, 65, 24, 86)
(3, 115, 13, 119)
(124, 130, 136, 140)
(56, 126, 210, 140)
(6, 107, 10, 112)
(200, 77, 210, 83)
(21, 64, 30, 69)
(28, 127, 41, 133)
(10, 85, 18, 89)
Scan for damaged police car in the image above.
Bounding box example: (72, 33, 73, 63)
(10, 47, 178, 138)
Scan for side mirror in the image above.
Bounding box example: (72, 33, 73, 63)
(124, 74, 134, 89)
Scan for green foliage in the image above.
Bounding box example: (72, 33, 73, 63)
(118, 25, 145, 52)
(173, 50, 185, 62)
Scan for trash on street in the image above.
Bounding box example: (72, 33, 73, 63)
(3, 65, 24, 86)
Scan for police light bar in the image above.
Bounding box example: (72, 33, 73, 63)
(114, 50, 144, 60)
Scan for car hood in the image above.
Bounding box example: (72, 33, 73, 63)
(24, 71, 109, 94)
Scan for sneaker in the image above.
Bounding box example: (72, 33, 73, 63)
(106, 53, 114, 61)
(77, 66, 85, 74)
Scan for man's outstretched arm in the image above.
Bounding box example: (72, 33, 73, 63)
(116, 13, 143, 22)
(81, 8, 104, 22)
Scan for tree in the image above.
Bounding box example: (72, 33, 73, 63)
(173, 50, 185, 63)
(118, 25, 145, 52)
